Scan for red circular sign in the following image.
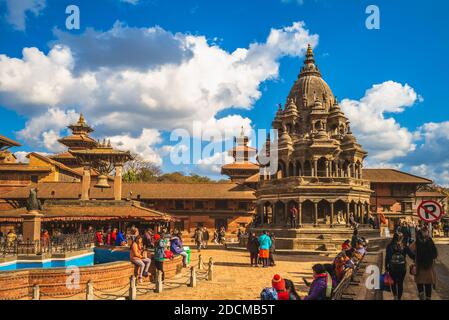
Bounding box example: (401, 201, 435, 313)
(417, 200, 444, 223)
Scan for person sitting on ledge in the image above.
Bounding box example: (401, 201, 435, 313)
(341, 239, 351, 251)
(271, 274, 290, 300)
(170, 234, 188, 267)
(130, 235, 151, 284)
(303, 264, 330, 300)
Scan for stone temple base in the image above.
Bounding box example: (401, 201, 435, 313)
(249, 225, 384, 254)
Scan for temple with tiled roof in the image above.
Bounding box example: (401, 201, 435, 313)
(221, 127, 259, 183)
(50, 114, 98, 168)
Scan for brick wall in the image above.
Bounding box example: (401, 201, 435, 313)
(0, 255, 183, 300)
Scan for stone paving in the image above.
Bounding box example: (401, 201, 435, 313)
(139, 248, 331, 300)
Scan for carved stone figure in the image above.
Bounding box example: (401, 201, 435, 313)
(26, 188, 42, 212)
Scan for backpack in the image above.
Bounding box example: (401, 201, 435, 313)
(260, 287, 278, 300)
(390, 249, 405, 269)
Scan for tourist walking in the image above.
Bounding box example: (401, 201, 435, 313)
(194, 227, 203, 251)
(130, 236, 151, 284)
(41, 230, 50, 248)
(218, 226, 226, 244)
(246, 232, 259, 267)
(6, 229, 16, 247)
(385, 232, 414, 300)
(258, 231, 272, 268)
(290, 206, 298, 229)
(409, 227, 438, 300)
(202, 227, 209, 249)
(95, 230, 103, 246)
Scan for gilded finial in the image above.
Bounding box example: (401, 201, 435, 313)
(78, 113, 85, 124)
(305, 44, 315, 63)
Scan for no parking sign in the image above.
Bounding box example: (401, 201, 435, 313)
(417, 200, 444, 223)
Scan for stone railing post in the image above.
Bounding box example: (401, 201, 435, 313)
(198, 254, 203, 270)
(207, 257, 214, 281)
(129, 275, 136, 300)
(86, 280, 94, 300)
(155, 270, 163, 293)
(189, 266, 197, 287)
(32, 284, 40, 300)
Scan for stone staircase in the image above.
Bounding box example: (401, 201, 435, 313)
(249, 226, 383, 254)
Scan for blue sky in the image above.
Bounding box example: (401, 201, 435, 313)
(1, 0, 449, 184)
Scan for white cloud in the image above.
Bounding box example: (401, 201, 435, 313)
(3, 0, 46, 31)
(16, 108, 79, 152)
(197, 151, 234, 175)
(341, 81, 420, 164)
(14, 151, 29, 163)
(120, 0, 139, 4)
(109, 128, 163, 165)
(0, 21, 317, 162)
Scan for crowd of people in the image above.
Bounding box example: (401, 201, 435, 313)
(260, 229, 368, 300)
(385, 224, 438, 300)
(127, 226, 190, 283)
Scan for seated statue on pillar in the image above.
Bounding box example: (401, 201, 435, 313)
(26, 188, 43, 212)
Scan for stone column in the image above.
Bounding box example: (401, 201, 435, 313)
(313, 201, 318, 227)
(313, 160, 318, 177)
(298, 201, 302, 228)
(21, 210, 43, 242)
(260, 204, 265, 225)
(284, 202, 289, 227)
(330, 202, 335, 228)
(81, 166, 91, 201)
(114, 165, 123, 201)
(325, 161, 329, 177)
(346, 202, 351, 227)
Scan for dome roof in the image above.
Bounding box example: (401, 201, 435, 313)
(287, 45, 335, 111)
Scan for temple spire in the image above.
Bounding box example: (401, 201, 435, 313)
(299, 44, 321, 78)
(305, 44, 315, 64)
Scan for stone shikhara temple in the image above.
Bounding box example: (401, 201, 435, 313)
(257, 45, 372, 228)
(0, 45, 445, 242)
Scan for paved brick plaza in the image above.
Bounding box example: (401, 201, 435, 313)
(140, 248, 331, 300)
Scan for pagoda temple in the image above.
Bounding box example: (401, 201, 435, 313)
(50, 114, 98, 168)
(221, 127, 259, 183)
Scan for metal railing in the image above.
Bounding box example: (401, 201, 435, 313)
(0, 232, 95, 257)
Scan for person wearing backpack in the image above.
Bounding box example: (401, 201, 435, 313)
(153, 234, 166, 281)
(385, 232, 414, 300)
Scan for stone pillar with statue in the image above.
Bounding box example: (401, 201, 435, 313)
(21, 188, 43, 242)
